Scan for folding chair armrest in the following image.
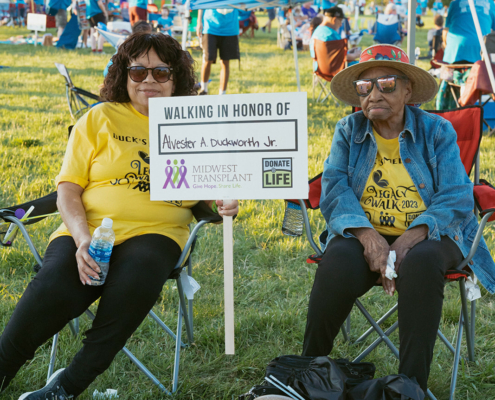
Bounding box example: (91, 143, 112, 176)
(474, 181, 495, 221)
(190, 201, 224, 223)
(0, 215, 43, 265)
(0, 191, 58, 226)
(456, 211, 494, 271)
(71, 87, 102, 102)
(299, 199, 323, 257)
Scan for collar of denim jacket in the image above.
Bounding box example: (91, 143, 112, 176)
(354, 105, 417, 144)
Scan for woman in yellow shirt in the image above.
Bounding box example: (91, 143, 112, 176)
(0, 33, 238, 399)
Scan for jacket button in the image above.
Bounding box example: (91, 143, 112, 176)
(419, 183, 425, 189)
(405, 158, 411, 163)
(454, 235, 459, 241)
(469, 260, 474, 265)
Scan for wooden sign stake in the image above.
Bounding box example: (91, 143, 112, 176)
(223, 200, 235, 355)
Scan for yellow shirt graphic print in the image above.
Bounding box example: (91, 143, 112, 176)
(360, 130, 426, 235)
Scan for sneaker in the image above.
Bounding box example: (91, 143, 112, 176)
(261, 26, 266, 32)
(18, 369, 73, 400)
(198, 90, 208, 95)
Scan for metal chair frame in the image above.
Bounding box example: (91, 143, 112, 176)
(1, 214, 211, 395)
(55, 63, 101, 120)
(312, 74, 339, 106)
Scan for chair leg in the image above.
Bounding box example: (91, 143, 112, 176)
(340, 324, 349, 342)
(470, 299, 476, 358)
(47, 333, 59, 383)
(449, 310, 464, 400)
(83, 309, 171, 393)
(354, 299, 400, 359)
(121, 346, 170, 394)
(459, 279, 475, 362)
(172, 300, 183, 394)
(437, 329, 456, 356)
(353, 320, 398, 363)
(354, 303, 398, 344)
(187, 257, 194, 341)
(177, 278, 194, 345)
(148, 309, 186, 348)
(68, 319, 78, 337)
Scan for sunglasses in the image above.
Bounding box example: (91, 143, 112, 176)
(127, 66, 173, 83)
(353, 75, 408, 97)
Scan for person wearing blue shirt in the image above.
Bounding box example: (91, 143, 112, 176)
(443, 0, 495, 64)
(86, 0, 108, 52)
(196, 9, 240, 95)
(262, 7, 276, 33)
(310, 7, 359, 72)
(301, 1, 317, 20)
(157, 6, 173, 35)
(128, 0, 147, 25)
(432, 0, 443, 15)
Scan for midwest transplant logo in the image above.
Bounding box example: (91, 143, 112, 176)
(163, 159, 190, 189)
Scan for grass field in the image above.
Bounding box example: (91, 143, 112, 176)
(1, 13, 495, 400)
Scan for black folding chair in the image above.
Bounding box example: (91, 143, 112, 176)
(54, 63, 102, 120)
(0, 194, 221, 394)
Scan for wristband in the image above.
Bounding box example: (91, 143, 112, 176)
(211, 202, 218, 213)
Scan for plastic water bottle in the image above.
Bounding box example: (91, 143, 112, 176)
(282, 201, 304, 237)
(88, 218, 115, 285)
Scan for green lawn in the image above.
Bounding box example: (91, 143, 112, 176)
(1, 13, 495, 400)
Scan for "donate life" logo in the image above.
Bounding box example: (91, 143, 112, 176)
(163, 159, 190, 189)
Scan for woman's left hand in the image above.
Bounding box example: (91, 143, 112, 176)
(390, 225, 429, 273)
(215, 200, 239, 217)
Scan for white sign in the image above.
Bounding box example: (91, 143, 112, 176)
(149, 92, 308, 201)
(27, 13, 47, 32)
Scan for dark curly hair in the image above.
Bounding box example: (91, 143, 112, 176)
(101, 33, 197, 101)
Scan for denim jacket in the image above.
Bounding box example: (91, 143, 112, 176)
(320, 106, 495, 294)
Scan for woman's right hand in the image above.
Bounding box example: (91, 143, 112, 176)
(350, 228, 392, 296)
(75, 237, 101, 285)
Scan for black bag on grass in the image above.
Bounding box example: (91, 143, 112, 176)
(347, 374, 425, 400)
(265, 355, 347, 400)
(335, 359, 376, 389)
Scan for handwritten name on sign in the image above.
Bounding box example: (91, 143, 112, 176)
(149, 92, 308, 201)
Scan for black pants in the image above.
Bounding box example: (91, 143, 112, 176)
(0, 234, 181, 397)
(302, 235, 463, 391)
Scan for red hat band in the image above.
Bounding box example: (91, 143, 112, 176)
(359, 45, 409, 63)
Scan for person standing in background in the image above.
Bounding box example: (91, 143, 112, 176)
(443, 0, 495, 64)
(16, 0, 25, 26)
(196, 9, 240, 95)
(86, 0, 108, 53)
(55, 7, 68, 38)
(261, 7, 275, 33)
(128, 0, 147, 25)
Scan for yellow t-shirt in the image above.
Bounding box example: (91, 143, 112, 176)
(360, 129, 426, 235)
(50, 102, 198, 249)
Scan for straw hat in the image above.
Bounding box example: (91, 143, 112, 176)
(330, 44, 438, 107)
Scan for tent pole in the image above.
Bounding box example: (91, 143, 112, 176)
(353, 0, 359, 31)
(406, 0, 416, 64)
(467, 0, 495, 93)
(289, 8, 301, 92)
(182, 0, 191, 51)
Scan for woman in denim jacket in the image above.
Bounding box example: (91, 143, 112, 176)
(302, 44, 495, 393)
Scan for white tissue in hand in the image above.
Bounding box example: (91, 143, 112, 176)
(385, 251, 397, 280)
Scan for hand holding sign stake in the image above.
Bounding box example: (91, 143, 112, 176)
(222, 199, 235, 355)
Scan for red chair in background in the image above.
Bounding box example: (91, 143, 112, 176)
(312, 38, 347, 106)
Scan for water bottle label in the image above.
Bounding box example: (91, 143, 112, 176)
(89, 245, 112, 263)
